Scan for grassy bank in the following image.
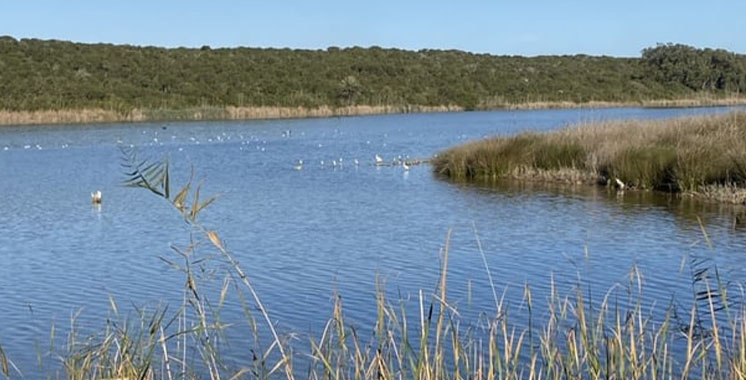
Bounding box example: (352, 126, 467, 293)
(0, 104, 462, 126)
(3, 97, 746, 126)
(433, 112, 746, 204)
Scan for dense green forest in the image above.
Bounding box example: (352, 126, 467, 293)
(0, 37, 744, 112)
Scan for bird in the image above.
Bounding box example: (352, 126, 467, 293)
(354, 159, 359, 166)
(375, 154, 384, 165)
(402, 161, 410, 171)
(614, 178, 626, 190)
(91, 190, 102, 204)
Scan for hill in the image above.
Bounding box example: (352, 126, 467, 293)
(0, 38, 745, 124)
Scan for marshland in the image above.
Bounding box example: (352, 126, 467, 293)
(433, 112, 746, 203)
(3, 105, 746, 379)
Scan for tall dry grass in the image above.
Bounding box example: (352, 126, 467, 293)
(2, 97, 746, 126)
(433, 112, 746, 204)
(478, 96, 746, 111)
(0, 105, 462, 126)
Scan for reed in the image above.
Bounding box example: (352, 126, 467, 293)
(433, 112, 746, 204)
(3, 151, 745, 380)
(0, 105, 462, 126)
(2, 97, 746, 126)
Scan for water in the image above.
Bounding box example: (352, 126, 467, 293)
(1, 106, 746, 374)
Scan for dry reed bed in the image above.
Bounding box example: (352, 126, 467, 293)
(498, 97, 746, 110)
(433, 112, 746, 204)
(0, 105, 462, 126)
(2, 97, 746, 126)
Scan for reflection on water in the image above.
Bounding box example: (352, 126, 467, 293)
(460, 178, 746, 230)
(1, 106, 745, 372)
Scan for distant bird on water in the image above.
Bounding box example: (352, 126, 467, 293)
(91, 190, 102, 204)
(402, 161, 410, 171)
(375, 154, 384, 165)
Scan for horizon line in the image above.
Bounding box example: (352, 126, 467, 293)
(8, 34, 736, 59)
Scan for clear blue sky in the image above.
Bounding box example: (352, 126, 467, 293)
(2, 0, 745, 57)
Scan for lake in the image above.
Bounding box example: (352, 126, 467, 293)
(1, 106, 746, 374)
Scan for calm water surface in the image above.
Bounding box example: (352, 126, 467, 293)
(1, 107, 746, 373)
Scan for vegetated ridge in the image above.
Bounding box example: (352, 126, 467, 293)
(1, 37, 745, 124)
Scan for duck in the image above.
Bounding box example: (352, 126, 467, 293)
(402, 161, 410, 171)
(91, 190, 102, 204)
(375, 154, 384, 165)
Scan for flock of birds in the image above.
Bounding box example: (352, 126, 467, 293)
(2, 127, 421, 205)
(292, 153, 412, 172)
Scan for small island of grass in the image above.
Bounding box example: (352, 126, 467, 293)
(433, 112, 746, 204)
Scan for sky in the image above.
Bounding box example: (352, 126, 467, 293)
(2, 0, 745, 57)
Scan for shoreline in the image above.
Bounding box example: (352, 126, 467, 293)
(439, 168, 746, 206)
(432, 112, 746, 205)
(2, 97, 746, 127)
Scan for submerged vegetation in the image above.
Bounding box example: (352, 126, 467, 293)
(433, 112, 746, 204)
(1, 152, 745, 379)
(0, 38, 745, 124)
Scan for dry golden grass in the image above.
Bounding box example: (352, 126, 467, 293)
(433, 112, 746, 204)
(0, 105, 462, 126)
(0, 109, 129, 125)
(481, 96, 746, 110)
(2, 97, 745, 126)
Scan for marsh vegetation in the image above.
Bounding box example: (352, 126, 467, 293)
(433, 112, 746, 204)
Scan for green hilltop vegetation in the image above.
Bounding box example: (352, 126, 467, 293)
(0, 36, 745, 113)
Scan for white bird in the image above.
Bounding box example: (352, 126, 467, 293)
(354, 159, 359, 166)
(402, 161, 410, 171)
(614, 178, 626, 190)
(91, 190, 102, 204)
(375, 154, 383, 165)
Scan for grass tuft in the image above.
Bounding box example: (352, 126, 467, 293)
(433, 112, 746, 203)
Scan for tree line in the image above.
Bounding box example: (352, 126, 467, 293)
(0, 37, 744, 112)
